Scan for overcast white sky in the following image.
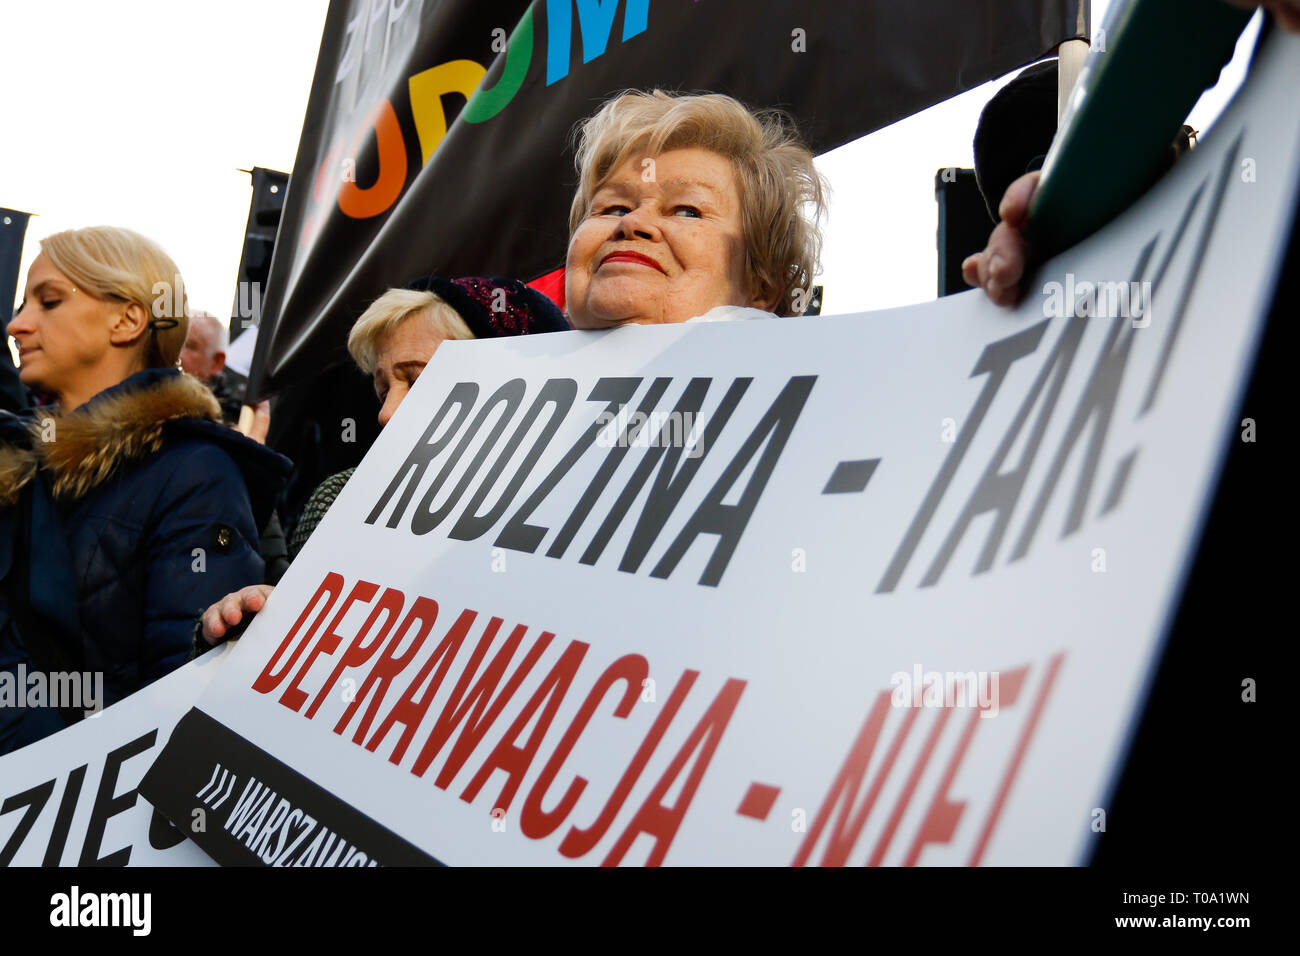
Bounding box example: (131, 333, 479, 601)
(0, 0, 1263, 340)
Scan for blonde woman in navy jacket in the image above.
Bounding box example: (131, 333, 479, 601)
(0, 226, 289, 755)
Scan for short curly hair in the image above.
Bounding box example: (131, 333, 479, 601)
(569, 90, 827, 316)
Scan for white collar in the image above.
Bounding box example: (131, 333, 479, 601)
(684, 305, 779, 324)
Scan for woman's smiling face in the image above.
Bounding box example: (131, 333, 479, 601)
(564, 147, 769, 329)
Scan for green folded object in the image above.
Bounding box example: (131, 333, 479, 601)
(1027, 0, 1255, 259)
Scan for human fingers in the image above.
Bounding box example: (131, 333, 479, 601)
(997, 170, 1043, 231)
(249, 400, 271, 445)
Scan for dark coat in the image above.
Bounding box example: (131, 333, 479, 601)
(0, 348, 26, 414)
(206, 367, 247, 426)
(0, 368, 290, 754)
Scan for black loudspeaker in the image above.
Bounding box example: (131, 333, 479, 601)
(2, 209, 33, 412)
(935, 168, 995, 298)
(230, 168, 289, 343)
(804, 285, 824, 316)
(2, 208, 32, 319)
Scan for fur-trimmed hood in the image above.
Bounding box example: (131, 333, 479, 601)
(0, 368, 292, 735)
(0, 370, 287, 517)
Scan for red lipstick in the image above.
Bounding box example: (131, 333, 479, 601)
(599, 251, 665, 273)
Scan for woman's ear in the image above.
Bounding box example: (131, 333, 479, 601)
(109, 301, 150, 347)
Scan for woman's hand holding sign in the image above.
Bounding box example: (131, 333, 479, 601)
(202, 585, 274, 646)
(963, 171, 1041, 307)
(965, 1, 1299, 308)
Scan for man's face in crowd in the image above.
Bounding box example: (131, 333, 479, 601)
(181, 317, 225, 381)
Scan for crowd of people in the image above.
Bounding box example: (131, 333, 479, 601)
(4, 0, 1294, 756)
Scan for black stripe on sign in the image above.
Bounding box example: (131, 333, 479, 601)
(139, 708, 442, 867)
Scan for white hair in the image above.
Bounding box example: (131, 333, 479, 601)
(189, 310, 228, 353)
(347, 288, 475, 374)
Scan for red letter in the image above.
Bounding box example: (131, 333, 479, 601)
(968, 654, 1064, 865)
(520, 654, 647, 841)
(866, 704, 953, 865)
(792, 691, 918, 867)
(279, 580, 379, 712)
(460, 640, 589, 811)
(558, 669, 696, 860)
(366, 608, 476, 762)
(417, 623, 554, 787)
(334, 596, 439, 743)
(251, 572, 344, 695)
(304, 587, 407, 719)
(902, 667, 1026, 866)
(602, 678, 746, 866)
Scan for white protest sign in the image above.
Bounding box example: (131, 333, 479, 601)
(143, 32, 1298, 866)
(0, 650, 227, 866)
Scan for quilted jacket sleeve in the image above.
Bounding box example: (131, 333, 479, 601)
(140, 440, 265, 685)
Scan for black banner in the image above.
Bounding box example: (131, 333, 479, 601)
(141, 709, 440, 866)
(248, 0, 1089, 398)
(1, 208, 30, 316)
(2, 208, 32, 412)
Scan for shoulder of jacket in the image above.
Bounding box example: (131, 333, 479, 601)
(35, 373, 223, 503)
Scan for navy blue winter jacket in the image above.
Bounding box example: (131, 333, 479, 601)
(0, 368, 290, 754)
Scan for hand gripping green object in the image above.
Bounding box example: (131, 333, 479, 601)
(1026, 0, 1255, 261)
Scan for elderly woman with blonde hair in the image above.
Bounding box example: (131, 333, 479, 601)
(0, 226, 290, 754)
(563, 89, 828, 328)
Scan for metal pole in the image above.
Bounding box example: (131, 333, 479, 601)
(1058, 38, 1091, 122)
